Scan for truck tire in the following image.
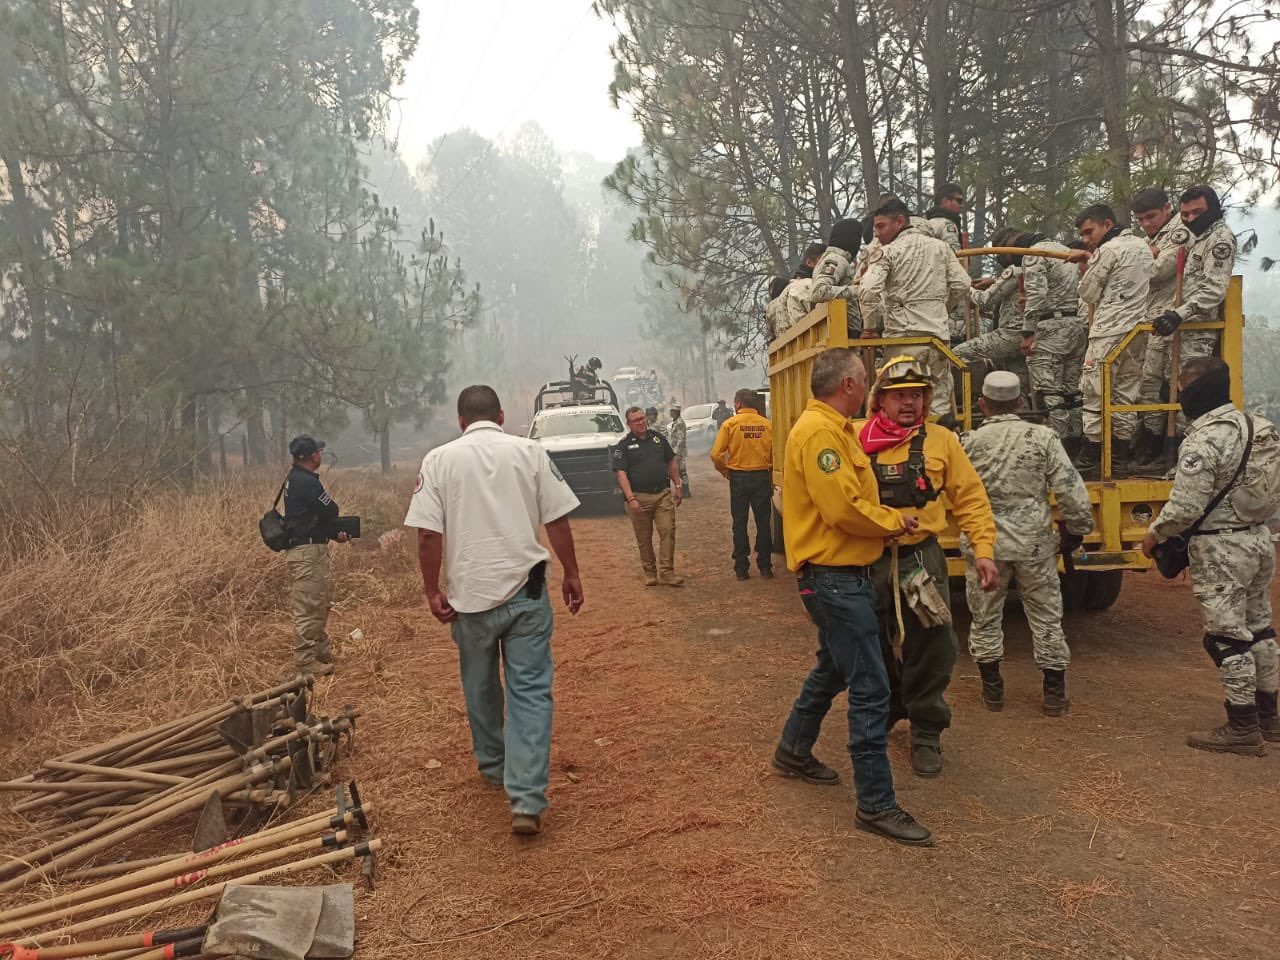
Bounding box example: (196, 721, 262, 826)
(1083, 569, 1124, 610)
(1059, 570, 1089, 612)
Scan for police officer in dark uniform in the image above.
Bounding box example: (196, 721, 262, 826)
(283, 435, 347, 673)
(612, 407, 684, 586)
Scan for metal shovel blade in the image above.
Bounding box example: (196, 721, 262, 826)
(191, 791, 227, 852)
(203, 885, 324, 960)
(308, 884, 356, 959)
(217, 708, 256, 754)
(288, 687, 310, 726)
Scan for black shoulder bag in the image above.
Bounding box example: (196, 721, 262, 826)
(259, 477, 290, 552)
(1151, 416, 1253, 579)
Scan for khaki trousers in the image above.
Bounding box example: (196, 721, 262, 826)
(1081, 332, 1147, 442)
(629, 490, 676, 578)
(286, 543, 332, 671)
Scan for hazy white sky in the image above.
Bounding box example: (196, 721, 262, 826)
(390, 0, 641, 168)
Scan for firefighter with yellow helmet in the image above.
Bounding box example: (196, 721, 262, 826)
(853, 355, 999, 778)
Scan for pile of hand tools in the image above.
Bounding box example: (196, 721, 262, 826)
(0, 674, 380, 959)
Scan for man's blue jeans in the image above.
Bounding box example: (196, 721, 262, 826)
(450, 591, 554, 815)
(779, 567, 897, 813)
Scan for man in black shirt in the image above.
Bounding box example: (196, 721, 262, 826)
(283, 435, 348, 673)
(612, 406, 684, 586)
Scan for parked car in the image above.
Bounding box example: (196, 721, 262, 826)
(682, 402, 720, 450)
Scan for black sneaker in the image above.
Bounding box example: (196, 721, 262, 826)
(735, 570, 750, 581)
(759, 568, 775, 579)
(855, 806, 934, 846)
(772, 746, 840, 785)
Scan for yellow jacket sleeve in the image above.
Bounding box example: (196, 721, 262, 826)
(801, 428, 905, 539)
(940, 429, 997, 560)
(709, 422, 730, 477)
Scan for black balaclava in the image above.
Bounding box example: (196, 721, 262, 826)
(1184, 186, 1223, 237)
(1097, 224, 1124, 246)
(1180, 365, 1232, 421)
(828, 218, 863, 257)
(925, 206, 963, 233)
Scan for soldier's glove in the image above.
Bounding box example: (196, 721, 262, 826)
(1059, 530, 1084, 554)
(1152, 309, 1183, 337)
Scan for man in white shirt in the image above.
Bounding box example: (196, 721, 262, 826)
(405, 385, 584, 837)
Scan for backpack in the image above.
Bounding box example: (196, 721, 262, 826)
(1232, 413, 1280, 524)
(259, 477, 290, 552)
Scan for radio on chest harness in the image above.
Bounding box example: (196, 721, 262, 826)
(869, 425, 940, 509)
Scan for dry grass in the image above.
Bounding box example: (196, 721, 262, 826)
(0, 469, 419, 767)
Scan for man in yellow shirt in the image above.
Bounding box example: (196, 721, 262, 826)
(710, 388, 775, 579)
(854, 356, 998, 778)
(773, 348, 933, 847)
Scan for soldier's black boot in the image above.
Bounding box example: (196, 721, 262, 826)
(1071, 438, 1100, 476)
(977, 660, 1004, 712)
(1186, 702, 1266, 756)
(1117, 434, 1153, 476)
(1256, 690, 1280, 743)
(1131, 425, 1162, 467)
(1109, 437, 1134, 476)
(1061, 435, 1082, 460)
(1042, 669, 1070, 717)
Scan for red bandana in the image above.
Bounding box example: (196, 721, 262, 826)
(859, 412, 921, 454)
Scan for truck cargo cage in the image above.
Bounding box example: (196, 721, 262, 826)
(533, 379, 620, 413)
(767, 272, 1245, 597)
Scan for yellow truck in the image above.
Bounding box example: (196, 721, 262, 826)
(766, 272, 1245, 611)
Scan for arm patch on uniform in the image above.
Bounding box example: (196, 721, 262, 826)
(1179, 452, 1204, 474)
(1211, 241, 1233, 261)
(821, 262, 837, 276)
(547, 456, 565, 482)
(817, 448, 841, 473)
(413, 472, 424, 493)
(1170, 228, 1189, 245)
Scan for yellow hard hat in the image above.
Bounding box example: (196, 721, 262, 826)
(873, 355, 931, 391)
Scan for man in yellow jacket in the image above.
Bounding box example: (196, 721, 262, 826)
(853, 356, 998, 778)
(711, 388, 775, 579)
(773, 348, 933, 847)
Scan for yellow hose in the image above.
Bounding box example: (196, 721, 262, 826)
(957, 246, 1075, 261)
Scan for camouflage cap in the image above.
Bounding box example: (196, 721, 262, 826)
(981, 371, 1022, 402)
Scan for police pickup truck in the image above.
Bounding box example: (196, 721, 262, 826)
(528, 380, 627, 507)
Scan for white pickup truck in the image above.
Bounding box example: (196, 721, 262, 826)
(527, 382, 627, 507)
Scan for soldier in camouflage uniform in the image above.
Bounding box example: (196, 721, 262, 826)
(1007, 230, 1087, 455)
(858, 199, 971, 417)
(1129, 188, 1188, 465)
(1143, 357, 1280, 755)
(667, 404, 691, 497)
(1069, 205, 1152, 476)
(808, 218, 865, 337)
(961, 373, 1093, 716)
(1135, 185, 1237, 471)
(955, 263, 1027, 382)
(922, 183, 970, 343)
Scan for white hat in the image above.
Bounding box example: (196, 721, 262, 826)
(981, 371, 1022, 402)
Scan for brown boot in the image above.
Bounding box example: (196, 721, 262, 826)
(1257, 691, 1280, 743)
(1186, 702, 1266, 756)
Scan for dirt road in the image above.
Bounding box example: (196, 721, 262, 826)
(328, 459, 1279, 959)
